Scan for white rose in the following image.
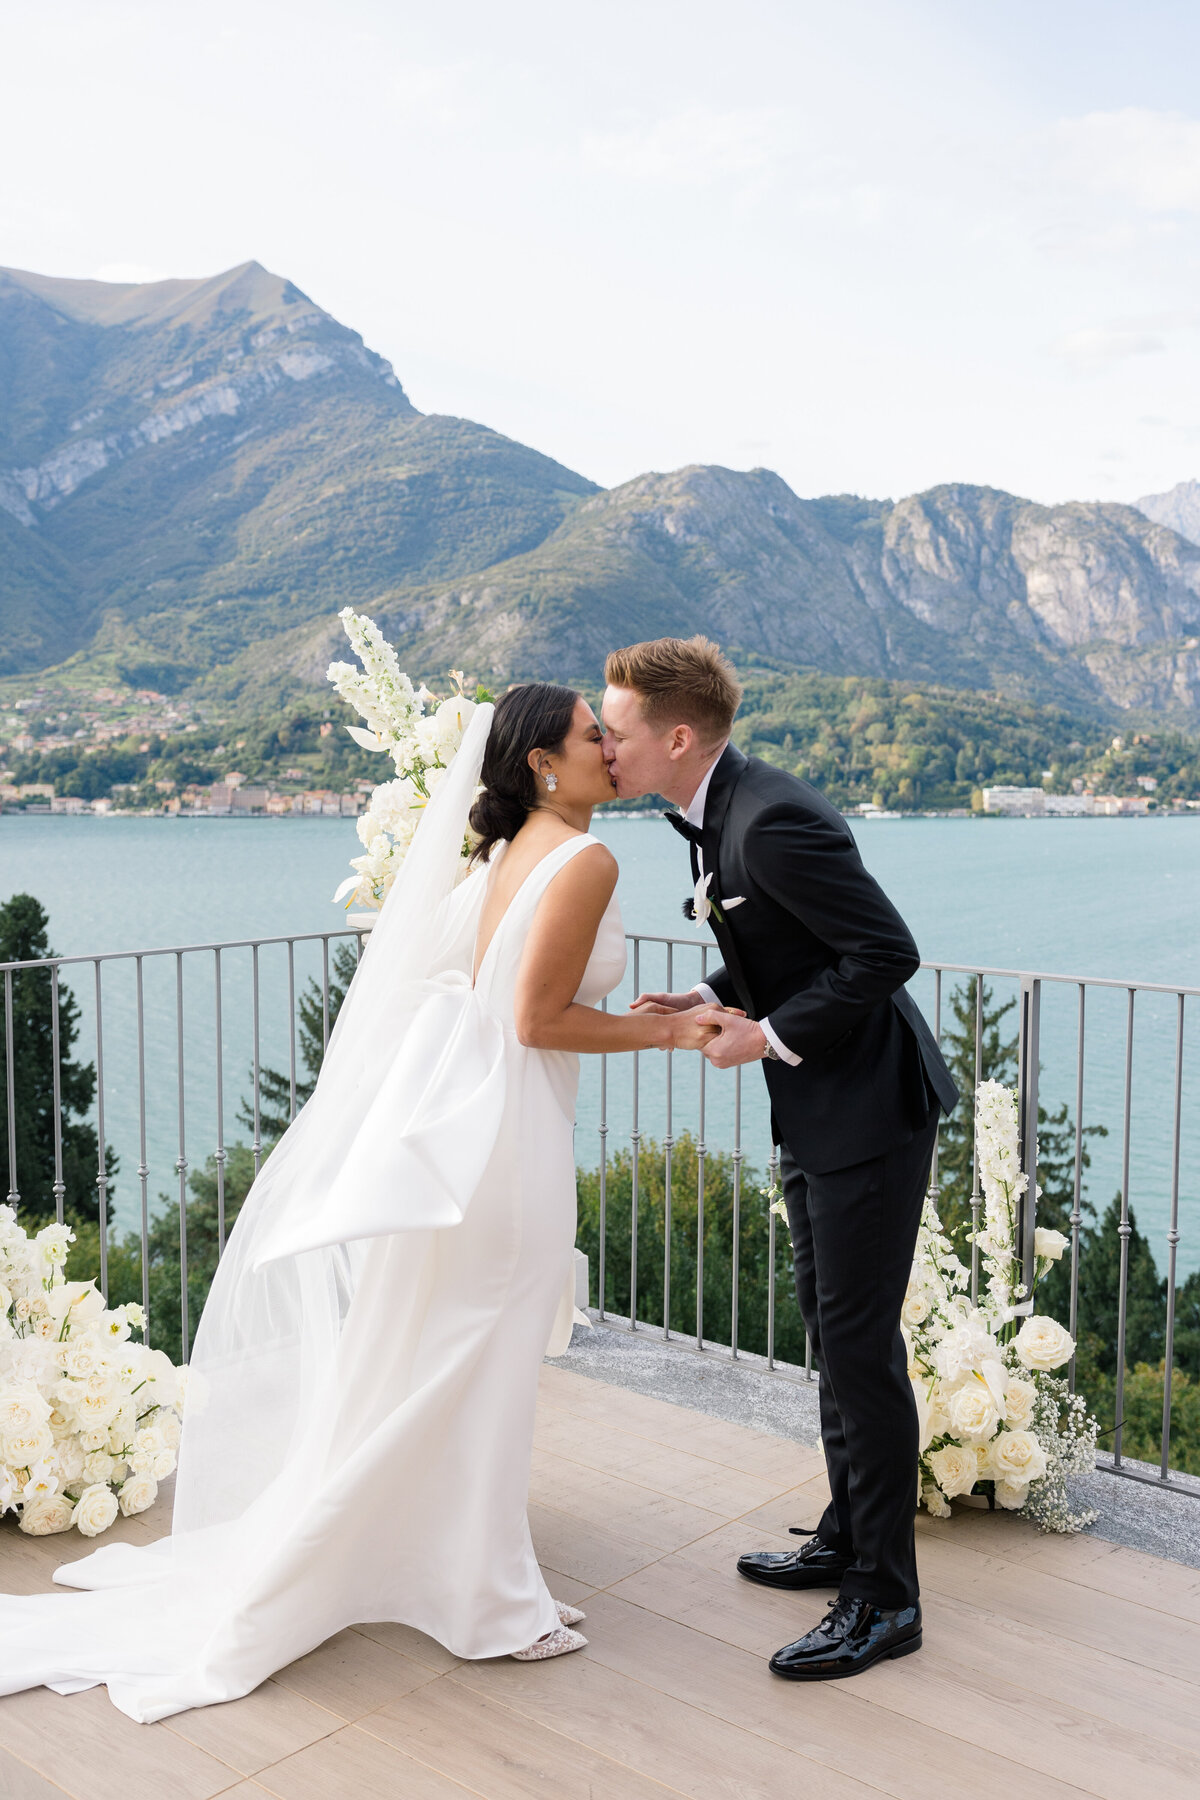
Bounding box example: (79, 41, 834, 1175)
(118, 1473, 158, 1516)
(994, 1479, 1030, 1511)
(62, 1337, 106, 1380)
(133, 1425, 165, 1457)
(19, 1494, 74, 1535)
(0, 1389, 49, 1436)
(1, 1422, 55, 1467)
(1034, 1228, 1069, 1263)
(901, 1289, 930, 1328)
(54, 1440, 86, 1484)
(82, 1451, 117, 1485)
(14, 1297, 32, 1320)
(921, 1482, 952, 1519)
(991, 1429, 1048, 1486)
(1014, 1315, 1074, 1372)
(35, 1224, 74, 1265)
(945, 1382, 1000, 1443)
(156, 1409, 181, 1449)
(32, 1317, 56, 1339)
(78, 1425, 109, 1454)
(71, 1482, 119, 1537)
(72, 1388, 121, 1429)
(927, 1442, 979, 1499)
(1003, 1376, 1037, 1429)
(119, 1302, 146, 1330)
(151, 1448, 176, 1480)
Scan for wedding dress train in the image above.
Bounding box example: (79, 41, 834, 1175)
(0, 707, 625, 1720)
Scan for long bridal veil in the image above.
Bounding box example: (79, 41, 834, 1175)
(145, 699, 500, 1545)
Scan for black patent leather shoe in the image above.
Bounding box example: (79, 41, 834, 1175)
(769, 1596, 922, 1679)
(736, 1533, 853, 1591)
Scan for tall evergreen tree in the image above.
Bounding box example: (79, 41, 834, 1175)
(0, 893, 113, 1227)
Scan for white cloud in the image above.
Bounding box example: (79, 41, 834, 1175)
(89, 263, 170, 285)
(582, 105, 788, 184)
(1055, 108, 1200, 214)
(1050, 326, 1166, 369)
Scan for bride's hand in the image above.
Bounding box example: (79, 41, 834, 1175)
(668, 1004, 723, 1051)
(630, 989, 704, 1013)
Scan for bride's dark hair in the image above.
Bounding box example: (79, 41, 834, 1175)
(469, 682, 580, 864)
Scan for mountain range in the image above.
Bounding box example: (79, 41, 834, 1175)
(3, 259, 1200, 726)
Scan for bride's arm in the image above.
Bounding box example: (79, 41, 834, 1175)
(514, 845, 715, 1054)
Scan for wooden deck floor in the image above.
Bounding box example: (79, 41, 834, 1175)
(3, 1362, 1199, 1799)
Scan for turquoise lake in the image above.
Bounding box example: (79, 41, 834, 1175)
(2, 811, 1198, 1277)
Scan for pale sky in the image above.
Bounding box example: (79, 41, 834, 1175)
(3, 0, 1199, 506)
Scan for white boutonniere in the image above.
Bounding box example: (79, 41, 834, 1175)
(692, 873, 746, 929)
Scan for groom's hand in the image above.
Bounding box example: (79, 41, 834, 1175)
(695, 1010, 769, 1069)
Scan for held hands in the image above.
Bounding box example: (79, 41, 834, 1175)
(692, 1010, 770, 1069)
(629, 990, 749, 1054)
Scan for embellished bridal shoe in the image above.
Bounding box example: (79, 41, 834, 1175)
(510, 1625, 588, 1661)
(555, 1601, 587, 1627)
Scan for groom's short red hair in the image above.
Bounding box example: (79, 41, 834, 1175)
(604, 636, 741, 745)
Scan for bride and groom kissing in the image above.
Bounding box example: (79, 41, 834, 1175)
(0, 634, 956, 1720)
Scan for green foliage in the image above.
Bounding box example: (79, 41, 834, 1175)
(575, 1133, 806, 1364)
(92, 1145, 260, 1366)
(732, 671, 1200, 811)
(0, 892, 115, 1226)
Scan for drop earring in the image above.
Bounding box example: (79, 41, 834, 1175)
(543, 771, 558, 792)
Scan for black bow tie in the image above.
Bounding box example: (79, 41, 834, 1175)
(664, 809, 704, 847)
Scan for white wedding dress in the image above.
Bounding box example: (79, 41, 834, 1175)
(0, 707, 626, 1721)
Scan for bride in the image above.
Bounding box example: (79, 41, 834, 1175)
(0, 684, 716, 1720)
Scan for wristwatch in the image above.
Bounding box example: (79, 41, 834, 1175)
(761, 1037, 781, 1062)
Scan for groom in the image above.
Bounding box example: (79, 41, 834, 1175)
(601, 636, 958, 1681)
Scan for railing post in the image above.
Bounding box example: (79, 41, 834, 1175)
(1015, 976, 1041, 1313)
(662, 943, 673, 1342)
(629, 940, 640, 1332)
(93, 961, 109, 1298)
(4, 967, 20, 1215)
(1160, 993, 1185, 1479)
(969, 973, 983, 1304)
(1113, 988, 1136, 1466)
(597, 998, 608, 1320)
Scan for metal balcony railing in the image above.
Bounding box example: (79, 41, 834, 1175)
(2, 929, 1197, 1493)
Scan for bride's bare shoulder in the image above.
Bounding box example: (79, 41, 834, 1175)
(551, 835, 618, 900)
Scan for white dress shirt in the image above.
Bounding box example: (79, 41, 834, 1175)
(684, 754, 801, 1066)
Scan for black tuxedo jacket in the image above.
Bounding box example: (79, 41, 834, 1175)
(687, 744, 958, 1174)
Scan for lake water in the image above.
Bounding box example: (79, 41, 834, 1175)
(2, 811, 1198, 1276)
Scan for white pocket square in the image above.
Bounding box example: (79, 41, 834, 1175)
(721, 896, 746, 910)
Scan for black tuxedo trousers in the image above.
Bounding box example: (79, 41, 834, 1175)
(781, 1114, 937, 1610)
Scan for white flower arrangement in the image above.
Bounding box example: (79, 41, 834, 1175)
(760, 1082, 1095, 1528)
(0, 1207, 184, 1537)
(327, 608, 490, 909)
(905, 1080, 1098, 1532)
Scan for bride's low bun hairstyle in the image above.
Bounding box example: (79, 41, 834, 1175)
(469, 682, 580, 863)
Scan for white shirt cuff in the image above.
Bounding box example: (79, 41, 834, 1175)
(760, 1015, 802, 1066)
(692, 982, 720, 1006)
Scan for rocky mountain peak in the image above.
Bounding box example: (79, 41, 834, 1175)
(1137, 478, 1200, 548)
